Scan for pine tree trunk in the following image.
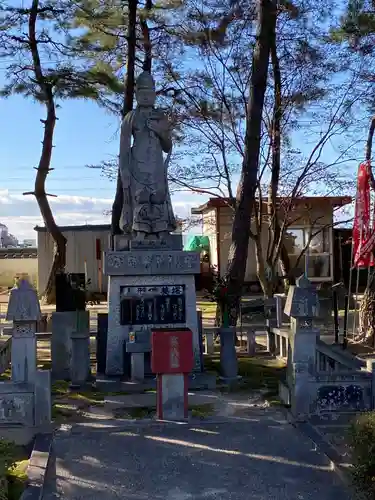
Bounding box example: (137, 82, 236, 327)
(266, 16, 290, 294)
(110, 0, 138, 241)
(28, 0, 67, 304)
(225, 0, 277, 325)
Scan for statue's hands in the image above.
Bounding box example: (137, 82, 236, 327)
(147, 115, 170, 137)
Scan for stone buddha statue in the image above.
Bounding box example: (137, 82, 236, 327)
(118, 71, 177, 240)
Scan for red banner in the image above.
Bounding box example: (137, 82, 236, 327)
(353, 161, 375, 267)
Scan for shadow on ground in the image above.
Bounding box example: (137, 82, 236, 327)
(44, 408, 350, 500)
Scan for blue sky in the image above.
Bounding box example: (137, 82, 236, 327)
(0, 60, 365, 242)
(0, 91, 205, 241)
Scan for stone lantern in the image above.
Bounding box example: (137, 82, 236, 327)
(284, 275, 320, 421)
(6, 279, 41, 384)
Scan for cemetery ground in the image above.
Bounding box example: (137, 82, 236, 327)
(33, 341, 352, 500)
(27, 337, 357, 498)
(0, 294, 365, 498)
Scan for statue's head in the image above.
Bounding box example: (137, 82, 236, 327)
(135, 71, 156, 107)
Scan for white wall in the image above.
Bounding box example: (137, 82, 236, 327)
(0, 258, 38, 288)
(202, 209, 218, 269)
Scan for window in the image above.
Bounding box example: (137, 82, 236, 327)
(284, 229, 304, 255)
(285, 227, 331, 279)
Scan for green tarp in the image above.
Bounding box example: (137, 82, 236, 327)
(184, 235, 210, 252)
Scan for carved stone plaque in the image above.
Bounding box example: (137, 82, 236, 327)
(120, 285, 186, 326)
(0, 391, 34, 426)
(104, 251, 200, 276)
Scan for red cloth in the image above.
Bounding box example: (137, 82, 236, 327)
(353, 161, 375, 267)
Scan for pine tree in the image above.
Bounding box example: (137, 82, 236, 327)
(71, 0, 186, 238)
(0, 0, 123, 303)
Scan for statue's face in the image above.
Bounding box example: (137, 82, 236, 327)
(136, 88, 156, 107)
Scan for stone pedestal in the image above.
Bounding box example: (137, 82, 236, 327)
(11, 333, 37, 384)
(204, 330, 215, 355)
(104, 248, 201, 378)
(157, 373, 188, 420)
(246, 330, 256, 356)
(219, 327, 238, 381)
(284, 275, 320, 421)
(34, 370, 51, 425)
(70, 312, 91, 387)
(131, 353, 145, 381)
(6, 280, 41, 384)
(96, 313, 108, 374)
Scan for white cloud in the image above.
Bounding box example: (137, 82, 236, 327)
(0, 190, 202, 241)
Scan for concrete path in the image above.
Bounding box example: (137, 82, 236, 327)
(43, 407, 350, 500)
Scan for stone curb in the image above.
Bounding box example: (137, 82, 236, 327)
(20, 433, 54, 500)
(292, 419, 352, 486)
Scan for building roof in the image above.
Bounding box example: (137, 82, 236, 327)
(34, 218, 185, 233)
(34, 224, 111, 233)
(191, 196, 352, 214)
(0, 248, 37, 258)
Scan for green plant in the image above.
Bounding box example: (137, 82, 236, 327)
(349, 412, 375, 498)
(202, 266, 232, 327)
(190, 404, 215, 418)
(0, 440, 28, 500)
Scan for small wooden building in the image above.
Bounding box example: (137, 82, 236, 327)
(35, 224, 110, 294)
(192, 196, 352, 288)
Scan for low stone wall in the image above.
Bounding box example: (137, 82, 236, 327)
(277, 275, 375, 422)
(310, 371, 373, 415)
(0, 337, 11, 374)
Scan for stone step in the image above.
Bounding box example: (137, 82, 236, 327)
(316, 339, 366, 370)
(104, 391, 218, 410)
(95, 372, 216, 393)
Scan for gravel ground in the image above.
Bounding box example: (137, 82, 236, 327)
(44, 407, 351, 500)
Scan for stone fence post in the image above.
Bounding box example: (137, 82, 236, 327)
(6, 279, 41, 384)
(284, 275, 320, 421)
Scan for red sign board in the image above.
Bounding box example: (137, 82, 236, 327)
(151, 328, 193, 374)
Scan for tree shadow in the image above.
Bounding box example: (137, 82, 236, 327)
(44, 418, 351, 500)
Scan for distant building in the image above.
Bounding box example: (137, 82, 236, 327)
(22, 239, 37, 248)
(0, 224, 18, 248)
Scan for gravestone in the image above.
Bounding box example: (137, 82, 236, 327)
(70, 310, 91, 387)
(97, 313, 108, 374)
(51, 310, 89, 381)
(6, 279, 41, 384)
(284, 275, 320, 421)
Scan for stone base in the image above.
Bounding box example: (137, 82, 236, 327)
(157, 373, 187, 420)
(11, 336, 37, 384)
(95, 372, 216, 393)
(104, 249, 200, 276)
(114, 234, 183, 252)
(0, 424, 54, 446)
(131, 353, 145, 381)
(106, 273, 200, 376)
(70, 329, 91, 386)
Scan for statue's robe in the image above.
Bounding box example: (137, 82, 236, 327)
(118, 108, 176, 236)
